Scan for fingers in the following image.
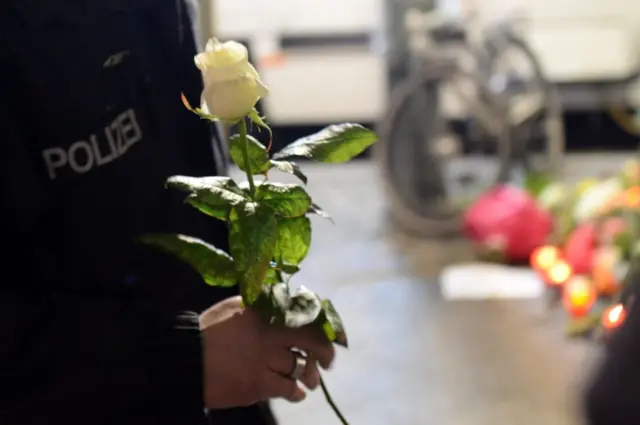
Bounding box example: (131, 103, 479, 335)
(268, 348, 299, 377)
(262, 372, 306, 403)
(274, 326, 335, 370)
(268, 349, 321, 390)
(300, 356, 321, 390)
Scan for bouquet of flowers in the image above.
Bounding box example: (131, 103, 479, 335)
(527, 160, 640, 339)
(462, 156, 640, 339)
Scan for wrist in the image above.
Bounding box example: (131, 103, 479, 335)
(201, 321, 222, 408)
(151, 313, 206, 419)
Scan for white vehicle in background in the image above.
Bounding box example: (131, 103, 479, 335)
(209, 0, 388, 126)
(448, 0, 640, 112)
(208, 0, 640, 123)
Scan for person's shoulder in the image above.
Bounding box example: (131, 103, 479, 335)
(0, 3, 22, 70)
(0, 0, 53, 29)
(0, 0, 170, 30)
(0, 0, 58, 50)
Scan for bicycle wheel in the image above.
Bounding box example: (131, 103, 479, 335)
(479, 32, 564, 176)
(375, 61, 512, 238)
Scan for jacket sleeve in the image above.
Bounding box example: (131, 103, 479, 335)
(0, 293, 206, 423)
(584, 296, 640, 424)
(0, 42, 207, 425)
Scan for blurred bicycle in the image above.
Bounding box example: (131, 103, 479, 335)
(377, 6, 562, 237)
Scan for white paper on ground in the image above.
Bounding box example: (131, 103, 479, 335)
(440, 263, 544, 300)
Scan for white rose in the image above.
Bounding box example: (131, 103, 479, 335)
(194, 38, 268, 121)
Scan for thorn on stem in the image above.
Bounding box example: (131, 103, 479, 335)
(180, 92, 193, 111)
(266, 130, 273, 152)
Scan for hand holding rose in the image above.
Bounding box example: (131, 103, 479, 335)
(199, 297, 335, 408)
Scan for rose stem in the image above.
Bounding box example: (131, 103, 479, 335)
(238, 117, 256, 197)
(319, 372, 349, 425)
(239, 116, 346, 423)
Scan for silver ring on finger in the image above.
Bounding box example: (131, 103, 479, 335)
(288, 352, 307, 381)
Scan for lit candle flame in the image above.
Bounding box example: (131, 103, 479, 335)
(530, 245, 560, 271)
(603, 304, 626, 330)
(562, 276, 596, 317)
(547, 260, 572, 286)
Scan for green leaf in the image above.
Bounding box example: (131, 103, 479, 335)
(251, 282, 321, 327)
(317, 299, 348, 347)
(524, 172, 554, 198)
(309, 203, 333, 222)
(181, 92, 219, 122)
(167, 175, 241, 194)
(229, 134, 271, 174)
(270, 160, 308, 184)
(614, 231, 633, 259)
(166, 176, 246, 208)
(185, 194, 229, 221)
(235, 180, 254, 196)
(272, 124, 378, 163)
(248, 108, 271, 133)
(264, 262, 301, 280)
(279, 263, 301, 275)
(248, 108, 274, 151)
(139, 233, 236, 287)
(255, 182, 312, 217)
(252, 285, 338, 340)
(565, 313, 601, 338)
(274, 216, 312, 265)
(249, 283, 293, 327)
(252, 284, 286, 325)
(264, 266, 284, 285)
(229, 202, 279, 304)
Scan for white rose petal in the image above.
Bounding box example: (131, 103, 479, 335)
(195, 38, 269, 121)
(201, 77, 268, 122)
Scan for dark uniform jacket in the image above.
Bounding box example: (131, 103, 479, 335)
(0, 1, 275, 424)
(584, 277, 640, 425)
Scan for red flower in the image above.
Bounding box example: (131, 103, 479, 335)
(464, 185, 553, 262)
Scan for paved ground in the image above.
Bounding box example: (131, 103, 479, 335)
(232, 154, 633, 425)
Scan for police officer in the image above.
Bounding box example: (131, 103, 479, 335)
(0, 1, 334, 424)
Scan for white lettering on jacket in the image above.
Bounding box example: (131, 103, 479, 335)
(42, 109, 143, 180)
